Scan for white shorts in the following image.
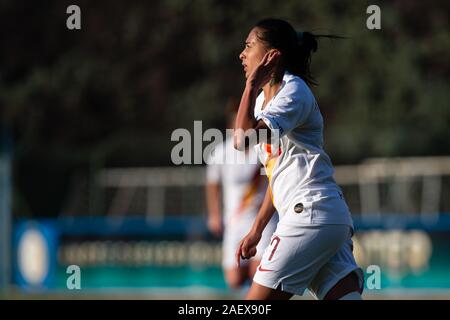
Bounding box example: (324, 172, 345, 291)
(222, 215, 278, 269)
(253, 223, 364, 300)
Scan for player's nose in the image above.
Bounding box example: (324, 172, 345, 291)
(239, 50, 245, 61)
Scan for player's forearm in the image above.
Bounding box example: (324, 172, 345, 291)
(234, 85, 258, 150)
(251, 187, 276, 235)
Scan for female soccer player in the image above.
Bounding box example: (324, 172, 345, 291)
(234, 18, 364, 300)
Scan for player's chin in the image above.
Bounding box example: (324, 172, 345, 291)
(243, 67, 250, 79)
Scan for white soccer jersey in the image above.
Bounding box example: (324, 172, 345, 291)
(254, 71, 353, 227)
(206, 138, 266, 226)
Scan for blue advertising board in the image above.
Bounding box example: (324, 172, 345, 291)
(12, 215, 450, 292)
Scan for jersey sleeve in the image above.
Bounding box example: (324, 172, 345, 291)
(257, 79, 313, 138)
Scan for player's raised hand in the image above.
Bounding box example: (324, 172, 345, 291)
(235, 230, 262, 267)
(246, 49, 281, 90)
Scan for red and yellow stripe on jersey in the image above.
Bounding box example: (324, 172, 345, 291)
(264, 143, 282, 202)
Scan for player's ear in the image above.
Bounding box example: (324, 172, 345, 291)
(269, 49, 281, 59)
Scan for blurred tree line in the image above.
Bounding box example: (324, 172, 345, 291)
(0, 0, 448, 216)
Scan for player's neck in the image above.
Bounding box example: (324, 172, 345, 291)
(262, 81, 282, 104)
(262, 68, 283, 103)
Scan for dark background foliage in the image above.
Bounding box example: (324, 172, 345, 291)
(1, 0, 448, 216)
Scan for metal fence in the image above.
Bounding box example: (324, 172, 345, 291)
(62, 157, 450, 219)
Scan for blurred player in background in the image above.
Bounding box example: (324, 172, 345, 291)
(206, 99, 278, 290)
(235, 18, 363, 300)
